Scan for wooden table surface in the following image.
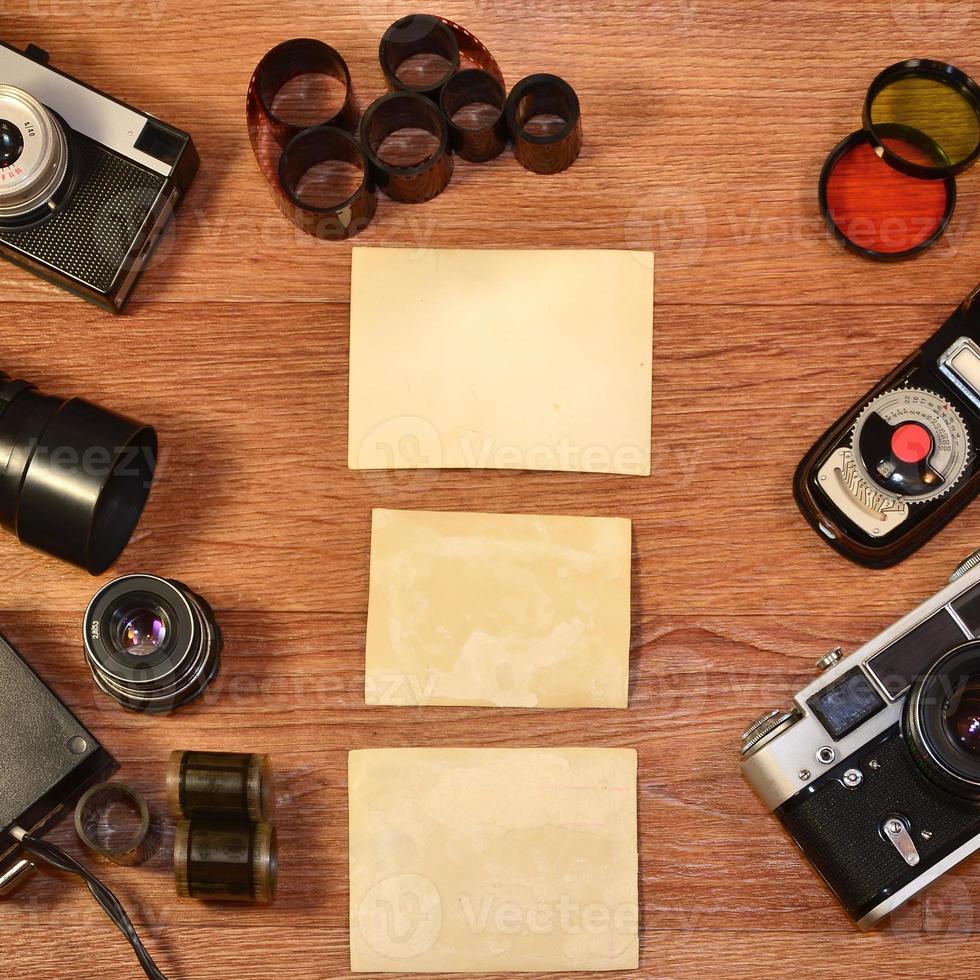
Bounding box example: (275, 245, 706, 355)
(5, 1, 980, 977)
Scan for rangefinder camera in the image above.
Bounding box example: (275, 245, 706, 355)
(742, 549, 980, 929)
(0, 41, 198, 311)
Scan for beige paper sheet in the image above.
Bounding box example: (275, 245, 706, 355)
(349, 748, 639, 973)
(348, 247, 654, 475)
(365, 508, 632, 708)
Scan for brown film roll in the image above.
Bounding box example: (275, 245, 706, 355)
(379, 14, 505, 95)
(247, 39, 375, 240)
(440, 69, 509, 163)
(379, 14, 460, 99)
(361, 91, 453, 203)
(505, 73, 583, 175)
(167, 750, 275, 823)
(438, 17, 505, 89)
(174, 819, 278, 904)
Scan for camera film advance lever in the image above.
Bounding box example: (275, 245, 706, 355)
(796, 284, 980, 566)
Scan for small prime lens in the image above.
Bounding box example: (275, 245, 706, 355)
(905, 640, 980, 798)
(0, 372, 157, 573)
(84, 575, 221, 714)
(0, 120, 24, 167)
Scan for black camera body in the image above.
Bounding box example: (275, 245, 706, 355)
(0, 41, 198, 312)
(742, 551, 980, 928)
(0, 633, 114, 896)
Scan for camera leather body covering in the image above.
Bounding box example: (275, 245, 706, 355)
(0, 41, 198, 312)
(0, 633, 114, 894)
(796, 283, 980, 567)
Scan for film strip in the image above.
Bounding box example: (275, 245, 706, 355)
(246, 16, 583, 238)
(246, 39, 375, 241)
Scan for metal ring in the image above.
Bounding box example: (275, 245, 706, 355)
(863, 59, 980, 180)
(74, 782, 156, 866)
(361, 91, 453, 203)
(505, 73, 583, 174)
(818, 126, 955, 261)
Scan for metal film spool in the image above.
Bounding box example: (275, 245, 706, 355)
(174, 819, 278, 904)
(167, 750, 275, 823)
(440, 69, 509, 163)
(505, 73, 583, 175)
(74, 782, 156, 866)
(247, 39, 375, 240)
(0, 85, 71, 223)
(361, 91, 453, 203)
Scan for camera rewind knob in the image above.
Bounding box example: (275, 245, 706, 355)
(741, 709, 799, 756)
(816, 647, 844, 672)
(950, 548, 980, 584)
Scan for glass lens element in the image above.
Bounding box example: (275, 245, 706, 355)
(946, 676, 980, 754)
(116, 607, 168, 656)
(870, 74, 980, 172)
(0, 119, 23, 168)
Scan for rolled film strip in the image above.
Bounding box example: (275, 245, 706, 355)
(379, 14, 505, 97)
(247, 39, 376, 240)
(506, 73, 583, 174)
(440, 69, 509, 163)
(74, 783, 157, 867)
(361, 91, 453, 203)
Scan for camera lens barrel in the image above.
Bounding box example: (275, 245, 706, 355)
(905, 640, 980, 799)
(0, 374, 157, 574)
(0, 85, 72, 223)
(84, 574, 221, 714)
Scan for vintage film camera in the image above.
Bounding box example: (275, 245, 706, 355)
(742, 550, 980, 928)
(0, 41, 198, 311)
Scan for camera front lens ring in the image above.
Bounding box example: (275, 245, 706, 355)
(0, 85, 71, 224)
(84, 574, 221, 714)
(904, 640, 980, 799)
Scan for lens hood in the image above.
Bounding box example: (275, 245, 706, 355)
(0, 373, 157, 573)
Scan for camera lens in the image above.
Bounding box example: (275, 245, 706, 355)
(905, 640, 980, 798)
(944, 676, 980, 753)
(0, 120, 24, 167)
(0, 373, 157, 573)
(114, 605, 169, 656)
(0, 85, 71, 223)
(84, 575, 221, 714)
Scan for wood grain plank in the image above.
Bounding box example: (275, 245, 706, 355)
(5, 1, 980, 977)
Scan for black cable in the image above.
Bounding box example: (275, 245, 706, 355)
(16, 831, 168, 980)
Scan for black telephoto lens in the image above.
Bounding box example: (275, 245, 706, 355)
(0, 372, 156, 574)
(84, 574, 221, 714)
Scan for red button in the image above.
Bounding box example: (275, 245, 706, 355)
(891, 422, 933, 464)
